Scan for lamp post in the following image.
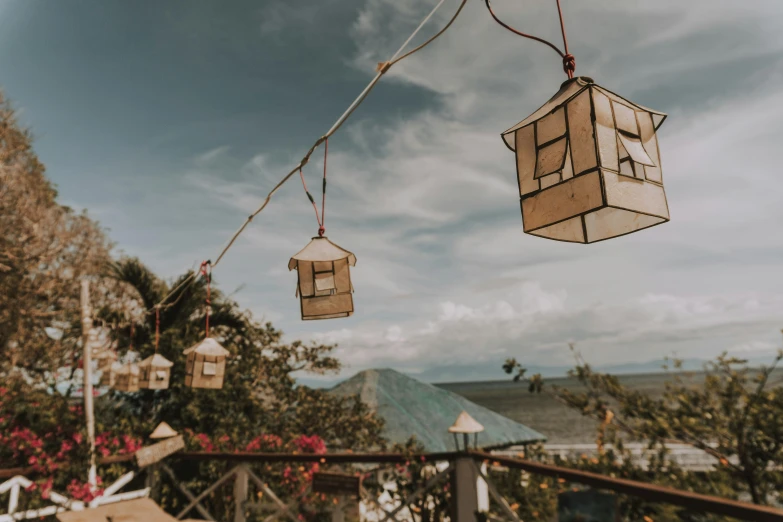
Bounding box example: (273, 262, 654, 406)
(448, 411, 485, 522)
(80, 280, 97, 490)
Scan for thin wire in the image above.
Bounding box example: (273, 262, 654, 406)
(484, 0, 575, 78)
(199, 262, 211, 338)
(137, 0, 466, 315)
(299, 167, 323, 229)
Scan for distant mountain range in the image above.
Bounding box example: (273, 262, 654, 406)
(298, 355, 778, 389)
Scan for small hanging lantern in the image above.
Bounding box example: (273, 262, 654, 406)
(184, 338, 229, 389)
(289, 236, 356, 320)
(99, 361, 121, 387)
(183, 262, 229, 389)
(138, 354, 174, 390)
(114, 362, 140, 392)
(501, 76, 668, 243)
(139, 306, 173, 390)
(94, 349, 118, 372)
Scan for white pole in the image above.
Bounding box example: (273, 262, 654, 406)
(80, 279, 97, 489)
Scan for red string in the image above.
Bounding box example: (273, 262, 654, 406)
(484, 0, 575, 78)
(298, 138, 329, 237)
(299, 168, 323, 230)
(320, 138, 327, 237)
(199, 261, 211, 338)
(129, 323, 134, 352)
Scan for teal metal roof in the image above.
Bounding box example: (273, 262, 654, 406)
(329, 368, 546, 452)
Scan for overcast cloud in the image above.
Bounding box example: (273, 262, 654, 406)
(2, 0, 782, 381)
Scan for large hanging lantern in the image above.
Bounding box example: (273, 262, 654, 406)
(114, 362, 140, 392)
(184, 338, 229, 389)
(289, 237, 356, 320)
(138, 354, 174, 390)
(501, 76, 668, 243)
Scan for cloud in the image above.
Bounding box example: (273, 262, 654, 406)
(166, 0, 783, 380)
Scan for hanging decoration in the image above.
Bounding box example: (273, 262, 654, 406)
(184, 261, 230, 389)
(488, 0, 669, 243)
(290, 140, 357, 320)
(139, 306, 173, 390)
(114, 362, 140, 392)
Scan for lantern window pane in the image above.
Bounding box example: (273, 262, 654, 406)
(562, 147, 573, 180)
(636, 111, 662, 183)
(202, 362, 217, 376)
(619, 159, 635, 178)
(612, 101, 639, 135)
(617, 132, 655, 166)
(536, 108, 566, 145)
(540, 173, 561, 189)
(535, 137, 568, 179)
(516, 126, 539, 195)
(155, 370, 167, 380)
(314, 273, 335, 292)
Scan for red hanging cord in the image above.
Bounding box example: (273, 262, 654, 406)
(129, 323, 134, 351)
(298, 138, 329, 237)
(320, 138, 327, 237)
(154, 305, 160, 353)
(199, 261, 211, 338)
(484, 0, 575, 78)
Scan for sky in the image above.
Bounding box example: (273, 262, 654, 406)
(3, 0, 783, 383)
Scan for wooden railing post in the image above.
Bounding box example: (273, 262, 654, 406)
(451, 456, 479, 522)
(233, 466, 248, 522)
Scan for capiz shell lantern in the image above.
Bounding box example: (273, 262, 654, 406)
(502, 76, 668, 243)
(184, 338, 229, 389)
(289, 237, 356, 320)
(114, 363, 140, 392)
(138, 354, 174, 390)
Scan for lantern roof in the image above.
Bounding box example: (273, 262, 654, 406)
(116, 363, 140, 376)
(288, 237, 357, 270)
(183, 337, 230, 356)
(138, 354, 174, 368)
(501, 76, 667, 151)
(448, 411, 485, 434)
(150, 421, 178, 439)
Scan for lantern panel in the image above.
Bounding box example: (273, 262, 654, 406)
(603, 170, 669, 219)
(333, 258, 351, 293)
(593, 90, 619, 172)
(522, 170, 604, 232)
(636, 111, 662, 183)
(536, 107, 566, 145)
(529, 216, 585, 242)
(617, 133, 655, 166)
(540, 173, 560, 189)
(313, 261, 332, 272)
(535, 137, 568, 178)
(314, 273, 335, 292)
(565, 89, 597, 175)
(585, 207, 665, 243)
(515, 126, 538, 195)
(612, 102, 638, 135)
(301, 294, 353, 319)
(298, 261, 315, 297)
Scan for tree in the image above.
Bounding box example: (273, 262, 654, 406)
(503, 341, 783, 518)
(0, 91, 113, 377)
